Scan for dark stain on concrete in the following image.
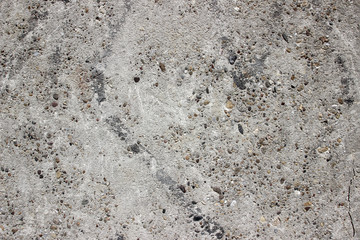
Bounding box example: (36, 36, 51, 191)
(106, 116, 128, 140)
(91, 68, 106, 104)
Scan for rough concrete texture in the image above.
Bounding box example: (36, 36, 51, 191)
(1, 0, 360, 239)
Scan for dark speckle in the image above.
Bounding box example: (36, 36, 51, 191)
(116, 234, 125, 240)
(216, 232, 224, 239)
(202, 218, 225, 238)
(228, 54, 237, 65)
(335, 55, 346, 70)
(238, 124, 244, 134)
(282, 33, 289, 43)
(134, 77, 140, 83)
(193, 216, 203, 221)
(130, 143, 140, 153)
(82, 199, 89, 205)
(179, 185, 186, 193)
(265, 80, 271, 88)
(159, 62, 166, 72)
(344, 98, 354, 105)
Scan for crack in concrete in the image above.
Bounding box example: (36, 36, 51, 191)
(348, 168, 356, 237)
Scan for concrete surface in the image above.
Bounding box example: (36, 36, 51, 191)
(1, 0, 360, 239)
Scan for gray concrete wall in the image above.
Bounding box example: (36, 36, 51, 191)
(1, 0, 360, 239)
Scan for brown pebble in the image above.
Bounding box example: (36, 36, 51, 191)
(319, 36, 329, 43)
(179, 185, 186, 193)
(317, 147, 328, 153)
(51, 102, 58, 107)
(212, 186, 222, 195)
(226, 100, 234, 109)
(338, 98, 343, 104)
(134, 77, 140, 83)
(159, 62, 166, 72)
